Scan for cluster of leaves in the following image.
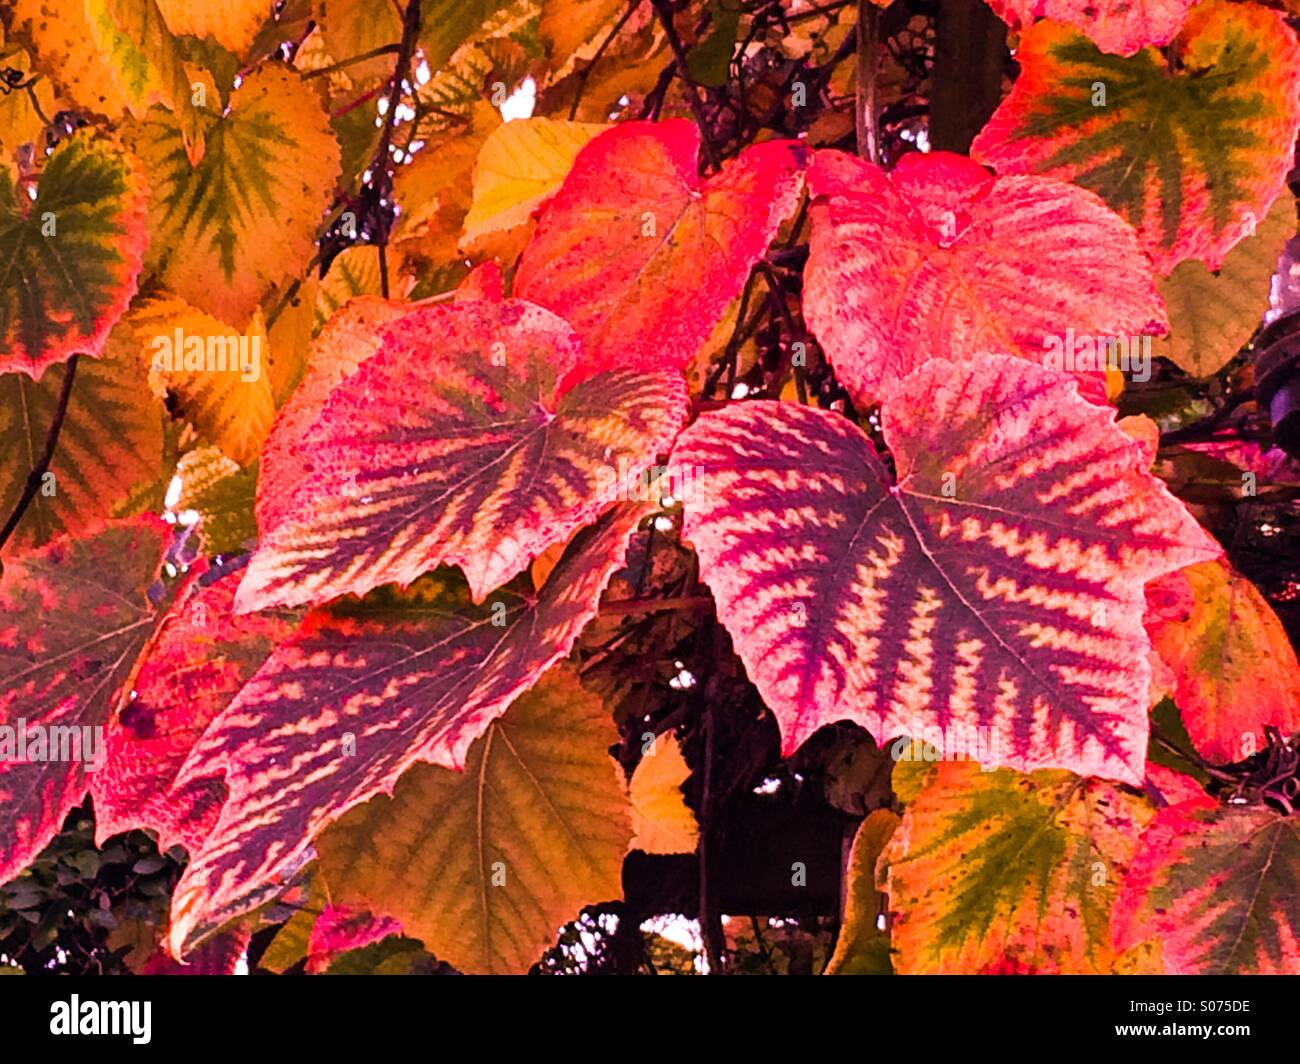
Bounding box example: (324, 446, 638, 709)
(1, 0, 1299, 976)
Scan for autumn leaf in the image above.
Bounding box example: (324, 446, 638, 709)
(971, 0, 1300, 272)
(515, 120, 805, 387)
(127, 64, 340, 324)
(319, 0, 403, 84)
(133, 298, 276, 467)
(540, 0, 629, 68)
(0, 131, 147, 378)
(257, 295, 412, 533)
(984, 0, 1197, 56)
(90, 570, 299, 854)
(884, 761, 1154, 973)
(462, 117, 607, 252)
(238, 300, 687, 611)
(1145, 558, 1300, 763)
(305, 905, 404, 974)
(313, 246, 413, 331)
(628, 731, 698, 854)
(10, 0, 135, 118)
(0, 32, 59, 166)
(1153, 192, 1296, 377)
(672, 354, 1220, 782)
(0, 518, 169, 885)
(824, 808, 897, 975)
(1113, 794, 1300, 973)
(166, 503, 648, 957)
(803, 149, 1167, 407)
(169, 448, 258, 557)
(318, 665, 631, 974)
(0, 326, 164, 552)
(155, 0, 272, 56)
(421, 0, 517, 73)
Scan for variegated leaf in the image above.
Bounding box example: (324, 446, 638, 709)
(238, 300, 687, 611)
(884, 761, 1155, 973)
(804, 149, 1166, 407)
(1114, 795, 1300, 973)
(0, 131, 147, 378)
(166, 503, 649, 957)
(985, 0, 1196, 57)
(515, 120, 805, 387)
(90, 569, 299, 853)
(126, 64, 340, 324)
(0, 518, 169, 885)
(971, 0, 1300, 273)
(318, 665, 631, 974)
(672, 354, 1220, 782)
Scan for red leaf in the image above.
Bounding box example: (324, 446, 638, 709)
(672, 355, 1219, 782)
(306, 905, 403, 974)
(0, 518, 168, 884)
(515, 120, 805, 389)
(89, 570, 300, 854)
(240, 300, 686, 610)
(803, 149, 1166, 408)
(166, 503, 649, 957)
(985, 0, 1196, 56)
(1113, 795, 1300, 973)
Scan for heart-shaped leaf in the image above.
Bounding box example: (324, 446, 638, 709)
(1114, 794, 1300, 973)
(166, 503, 648, 957)
(0, 518, 169, 885)
(0, 131, 147, 378)
(971, 0, 1300, 273)
(127, 64, 340, 324)
(985, 0, 1196, 56)
(318, 665, 631, 974)
(1145, 558, 1300, 764)
(884, 761, 1155, 973)
(672, 354, 1220, 782)
(238, 300, 687, 611)
(515, 120, 805, 387)
(804, 149, 1166, 407)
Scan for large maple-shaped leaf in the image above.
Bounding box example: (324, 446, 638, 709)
(0, 131, 147, 378)
(1113, 795, 1300, 973)
(89, 570, 299, 854)
(985, 0, 1196, 57)
(318, 665, 631, 974)
(514, 120, 805, 387)
(1145, 558, 1300, 763)
(672, 354, 1220, 782)
(803, 149, 1166, 407)
(166, 503, 648, 956)
(883, 761, 1154, 973)
(0, 518, 169, 885)
(238, 300, 687, 611)
(0, 325, 164, 552)
(971, 0, 1300, 273)
(127, 64, 340, 324)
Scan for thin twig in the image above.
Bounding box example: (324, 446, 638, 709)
(599, 594, 714, 617)
(570, 0, 643, 120)
(855, 1, 879, 163)
(0, 355, 78, 554)
(650, 0, 722, 168)
(302, 44, 403, 80)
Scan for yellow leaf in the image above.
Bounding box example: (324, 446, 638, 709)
(10, 0, 133, 117)
(0, 32, 58, 167)
(628, 732, 698, 854)
(462, 117, 607, 253)
(317, 666, 631, 974)
(320, 0, 403, 84)
(313, 246, 412, 332)
(134, 298, 276, 466)
(540, 0, 627, 69)
(824, 808, 898, 975)
(1154, 193, 1296, 377)
(155, 0, 273, 56)
(127, 64, 340, 325)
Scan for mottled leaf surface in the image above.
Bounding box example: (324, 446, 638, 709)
(985, 0, 1196, 56)
(972, 1, 1300, 272)
(1114, 795, 1300, 973)
(166, 503, 648, 956)
(673, 354, 1220, 781)
(0, 519, 169, 884)
(884, 761, 1153, 973)
(239, 300, 686, 610)
(804, 149, 1166, 407)
(515, 120, 804, 387)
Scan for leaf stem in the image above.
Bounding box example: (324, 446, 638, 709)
(855, 1, 879, 163)
(650, 0, 722, 169)
(0, 355, 78, 556)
